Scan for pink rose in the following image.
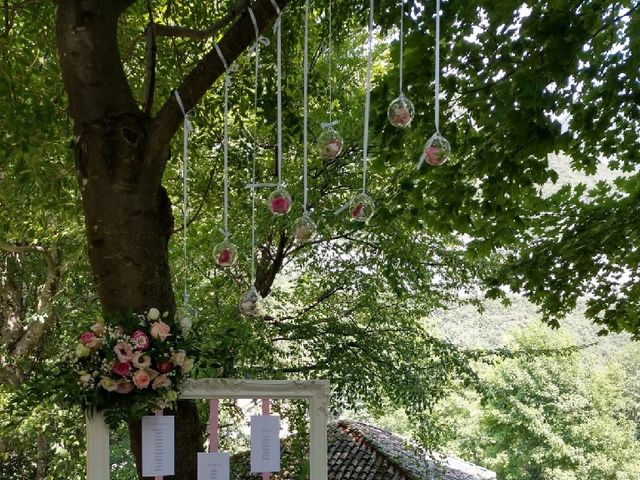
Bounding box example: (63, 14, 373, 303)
(270, 196, 291, 214)
(157, 360, 172, 374)
(79, 332, 95, 345)
(114, 341, 133, 362)
(425, 146, 443, 166)
(150, 321, 171, 342)
(152, 374, 171, 390)
(218, 248, 232, 265)
(86, 336, 103, 349)
(351, 203, 365, 219)
(90, 323, 105, 335)
(116, 379, 134, 394)
(393, 107, 411, 126)
(131, 330, 150, 351)
(111, 361, 132, 377)
(322, 140, 342, 158)
(132, 369, 151, 389)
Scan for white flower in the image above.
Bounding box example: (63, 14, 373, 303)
(147, 308, 161, 321)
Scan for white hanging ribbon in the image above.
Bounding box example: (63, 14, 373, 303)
(174, 90, 193, 305)
(247, 6, 264, 287)
(399, 0, 405, 95)
(214, 44, 231, 240)
(248, 8, 270, 52)
(328, 0, 334, 123)
(303, 0, 309, 214)
(416, 131, 439, 170)
(362, 0, 374, 194)
(271, 0, 284, 188)
(435, 0, 441, 134)
(269, 0, 281, 27)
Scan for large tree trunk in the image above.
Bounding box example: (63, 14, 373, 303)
(56, 3, 202, 478)
(55, 0, 287, 477)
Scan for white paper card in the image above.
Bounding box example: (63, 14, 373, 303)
(250, 415, 281, 473)
(141, 415, 175, 476)
(197, 452, 230, 480)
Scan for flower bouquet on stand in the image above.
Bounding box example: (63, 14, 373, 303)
(68, 307, 194, 425)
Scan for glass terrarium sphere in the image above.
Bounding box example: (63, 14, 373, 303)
(293, 215, 317, 243)
(317, 128, 344, 159)
(176, 304, 197, 330)
(268, 188, 292, 216)
(348, 193, 375, 223)
(238, 286, 262, 317)
(420, 133, 451, 166)
(213, 240, 238, 267)
(387, 94, 415, 128)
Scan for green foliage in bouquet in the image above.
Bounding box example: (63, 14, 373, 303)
(67, 307, 194, 426)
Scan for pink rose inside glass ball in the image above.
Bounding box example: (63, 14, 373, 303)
(387, 95, 415, 128)
(349, 193, 375, 223)
(238, 287, 262, 317)
(317, 128, 343, 159)
(213, 240, 238, 267)
(293, 216, 317, 243)
(421, 133, 451, 166)
(268, 188, 292, 216)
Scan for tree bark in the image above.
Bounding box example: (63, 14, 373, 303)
(55, 0, 288, 478)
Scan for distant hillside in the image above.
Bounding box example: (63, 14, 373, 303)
(429, 296, 631, 362)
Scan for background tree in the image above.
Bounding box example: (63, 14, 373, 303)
(466, 325, 640, 480)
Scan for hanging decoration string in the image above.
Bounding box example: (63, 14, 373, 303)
(270, 0, 284, 187)
(435, 0, 441, 133)
(399, 0, 404, 95)
(362, 0, 374, 194)
(303, 0, 309, 214)
(174, 90, 193, 305)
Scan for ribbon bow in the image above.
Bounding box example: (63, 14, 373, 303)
(320, 120, 340, 130)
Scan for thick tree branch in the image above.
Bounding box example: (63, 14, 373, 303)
(147, 0, 289, 177)
(0, 240, 61, 360)
(151, 0, 249, 40)
(256, 232, 288, 298)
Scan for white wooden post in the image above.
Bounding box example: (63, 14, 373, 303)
(309, 390, 329, 480)
(86, 411, 109, 480)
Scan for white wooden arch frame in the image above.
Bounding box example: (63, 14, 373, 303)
(87, 378, 331, 480)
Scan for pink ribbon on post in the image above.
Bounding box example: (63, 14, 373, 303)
(262, 399, 271, 480)
(210, 399, 219, 453)
(154, 410, 163, 480)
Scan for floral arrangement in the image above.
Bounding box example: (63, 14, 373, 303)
(69, 307, 194, 422)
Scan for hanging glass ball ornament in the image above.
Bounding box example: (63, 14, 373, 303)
(317, 127, 344, 159)
(268, 188, 293, 216)
(387, 94, 415, 128)
(213, 240, 238, 267)
(176, 303, 197, 330)
(420, 132, 451, 167)
(293, 215, 317, 243)
(238, 286, 262, 317)
(348, 193, 375, 223)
